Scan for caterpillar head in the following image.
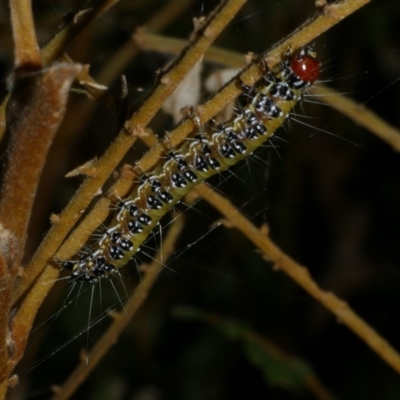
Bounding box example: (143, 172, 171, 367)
(290, 46, 320, 84)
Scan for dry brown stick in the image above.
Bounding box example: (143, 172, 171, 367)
(41, 0, 119, 65)
(50, 214, 185, 400)
(195, 183, 400, 376)
(97, 0, 198, 86)
(16, 0, 248, 303)
(0, 0, 43, 388)
(135, 31, 241, 67)
(9, 0, 41, 69)
(309, 85, 400, 152)
(0, 0, 120, 142)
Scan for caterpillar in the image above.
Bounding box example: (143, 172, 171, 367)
(58, 46, 320, 283)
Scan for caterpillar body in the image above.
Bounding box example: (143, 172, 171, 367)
(60, 46, 320, 283)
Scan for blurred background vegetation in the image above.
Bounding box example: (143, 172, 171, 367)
(1, 0, 400, 399)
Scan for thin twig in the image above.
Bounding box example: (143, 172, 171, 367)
(135, 30, 245, 67)
(9, 0, 41, 69)
(96, 0, 198, 85)
(194, 183, 400, 376)
(41, 0, 119, 65)
(310, 85, 400, 152)
(50, 214, 185, 400)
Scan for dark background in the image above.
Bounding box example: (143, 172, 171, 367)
(1, 0, 400, 399)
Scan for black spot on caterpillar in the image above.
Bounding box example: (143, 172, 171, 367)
(57, 46, 320, 283)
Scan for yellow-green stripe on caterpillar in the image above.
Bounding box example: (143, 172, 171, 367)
(59, 46, 320, 283)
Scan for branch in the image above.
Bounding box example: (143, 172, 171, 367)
(0, 0, 82, 391)
(194, 183, 400, 376)
(41, 0, 119, 65)
(309, 85, 400, 152)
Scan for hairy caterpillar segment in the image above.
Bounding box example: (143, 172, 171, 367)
(60, 47, 320, 283)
